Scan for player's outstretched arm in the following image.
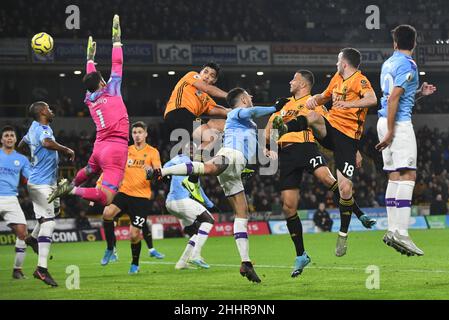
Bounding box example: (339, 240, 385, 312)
(415, 82, 437, 101)
(42, 138, 75, 162)
(86, 36, 97, 73)
(111, 14, 123, 78)
(192, 80, 227, 99)
(206, 105, 230, 118)
(306, 94, 331, 110)
(333, 90, 378, 109)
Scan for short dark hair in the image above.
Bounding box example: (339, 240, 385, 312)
(341, 48, 361, 69)
(83, 71, 103, 93)
(29, 101, 47, 120)
(132, 121, 147, 131)
(202, 62, 220, 78)
(1, 125, 16, 136)
(226, 87, 246, 108)
(296, 70, 315, 87)
(392, 25, 417, 51)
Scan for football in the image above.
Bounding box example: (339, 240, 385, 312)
(31, 32, 54, 55)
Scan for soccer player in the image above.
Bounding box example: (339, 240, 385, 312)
(101, 121, 165, 274)
(376, 25, 436, 256)
(18, 102, 75, 287)
(273, 48, 378, 256)
(164, 63, 230, 203)
(164, 146, 216, 270)
(150, 88, 288, 283)
(0, 126, 31, 279)
(265, 70, 376, 276)
(48, 15, 128, 207)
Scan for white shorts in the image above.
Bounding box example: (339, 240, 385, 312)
(166, 199, 209, 227)
(27, 183, 58, 220)
(216, 147, 246, 197)
(0, 196, 27, 225)
(377, 117, 417, 172)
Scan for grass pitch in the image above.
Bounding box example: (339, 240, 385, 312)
(1, 230, 449, 300)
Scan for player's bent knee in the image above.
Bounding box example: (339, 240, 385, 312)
(184, 221, 200, 237)
(197, 211, 215, 224)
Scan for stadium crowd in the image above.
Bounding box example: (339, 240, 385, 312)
(8, 122, 449, 219)
(1, 0, 449, 43)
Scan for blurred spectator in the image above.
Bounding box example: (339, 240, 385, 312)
(75, 210, 92, 229)
(313, 202, 333, 232)
(429, 194, 448, 215)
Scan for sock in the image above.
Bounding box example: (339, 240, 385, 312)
(234, 218, 250, 262)
(188, 152, 203, 183)
(74, 187, 108, 206)
(191, 222, 213, 260)
(73, 167, 90, 187)
(31, 223, 40, 239)
(37, 220, 55, 269)
(330, 181, 364, 219)
(131, 241, 142, 266)
(103, 219, 115, 250)
(385, 180, 399, 233)
(339, 197, 354, 234)
(14, 239, 27, 269)
(161, 162, 204, 177)
(396, 180, 415, 236)
(286, 115, 308, 132)
(179, 235, 197, 264)
(286, 214, 305, 256)
(141, 221, 153, 249)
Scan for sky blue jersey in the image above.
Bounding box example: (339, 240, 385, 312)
(23, 121, 59, 185)
(222, 106, 276, 163)
(379, 51, 419, 121)
(164, 154, 213, 208)
(0, 149, 30, 196)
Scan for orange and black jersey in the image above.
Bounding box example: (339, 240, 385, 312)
(266, 94, 328, 144)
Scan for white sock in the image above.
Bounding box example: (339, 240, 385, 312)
(161, 162, 204, 177)
(14, 239, 27, 269)
(31, 223, 40, 239)
(385, 180, 399, 232)
(395, 180, 415, 236)
(38, 220, 55, 268)
(191, 222, 213, 260)
(178, 235, 197, 264)
(234, 218, 250, 262)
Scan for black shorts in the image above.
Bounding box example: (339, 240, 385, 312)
(86, 202, 105, 215)
(317, 116, 358, 179)
(165, 108, 203, 137)
(112, 192, 152, 229)
(279, 142, 327, 191)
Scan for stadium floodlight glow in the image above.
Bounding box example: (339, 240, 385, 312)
(326, 74, 332, 78)
(168, 71, 176, 75)
(420, 71, 426, 76)
(241, 74, 246, 78)
(59, 73, 66, 77)
(152, 73, 159, 78)
(256, 71, 264, 76)
(73, 70, 82, 75)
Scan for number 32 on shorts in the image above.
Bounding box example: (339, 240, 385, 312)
(134, 216, 146, 227)
(342, 162, 354, 177)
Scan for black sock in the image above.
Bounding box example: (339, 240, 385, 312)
(286, 115, 308, 132)
(330, 181, 340, 206)
(352, 199, 364, 219)
(188, 151, 202, 184)
(339, 197, 354, 234)
(286, 214, 305, 256)
(103, 219, 115, 250)
(131, 241, 142, 266)
(142, 221, 153, 249)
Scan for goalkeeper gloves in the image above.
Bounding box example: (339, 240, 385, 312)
(87, 36, 96, 61)
(112, 14, 121, 44)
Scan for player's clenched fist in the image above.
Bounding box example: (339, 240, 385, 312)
(305, 96, 318, 109)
